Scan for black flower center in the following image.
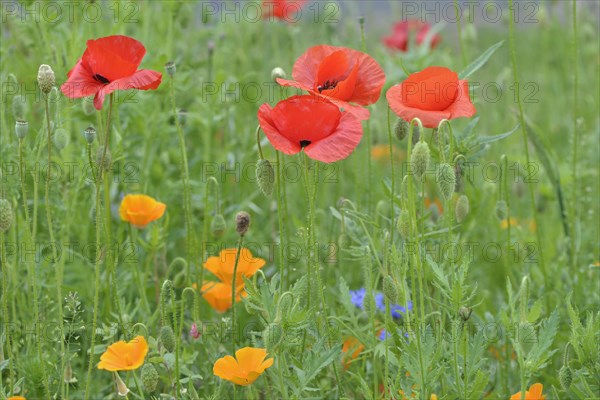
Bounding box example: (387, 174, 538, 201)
(92, 74, 110, 84)
(300, 140, 311, 148)
(317, 80, 338, 93)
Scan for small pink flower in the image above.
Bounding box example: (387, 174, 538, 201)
(190, 323, 200, 339)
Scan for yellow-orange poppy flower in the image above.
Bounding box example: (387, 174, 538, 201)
(97, 335, 148, 371)
(8, 397, 27, 400)
(119, 194, 166, 229)
(213, 347, 274, 386)
(341, 336, 364, 369)
(201, 281, 246, 313)
(500, 217, 519, 229)
(510, 383, 545, 400)
(203, 248, 266, 286)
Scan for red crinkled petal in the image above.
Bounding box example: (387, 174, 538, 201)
(444, 80, 476, 119)
(386, 84, 450, 128)
(400, 66, 459, 111)
(92, 69, 162, 110)
(83, 35, 146, 82)
(60, 58, 104, 99)
(304, 110, 363, 163)
(257, 103, 302, 156)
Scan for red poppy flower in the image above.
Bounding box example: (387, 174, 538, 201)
(386, 66, 475, 128)
(262, 0, 306, 22)
(258, 95, 363, 163)
(383, 20, 441, 52)
(61, 35, 162, 110)
(277, 45, 386, 120)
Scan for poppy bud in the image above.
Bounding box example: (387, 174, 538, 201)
(338, 233, 351, 249)
(454, 162, 463, 192)
(235, 211, 250, 236)
(363, 293, 376, 316)
(211, 214, 226, 238)
(271, 67, 286, 82)
(410, 141, 430, 180)
(82, 98, 96, 115)
(0, 199, 13, 232)
(53, 128, 69, 150)
(49, 86, 60, 103)
(37, 64, 55, 94)
(495, 200, 508, 221)
(114, 372, 130, 397)
(383, 275, 398, 303)
(173, 271, 186, 288)
(256, 159, 275, 197)
(455, 195, 470, 223)
(141, 363, 159, 392)
(394, 118, 409, 141)
(459, 306, 472, 321)
(276, 294, 293, 322)
(178, 109, 188, 126)
(436, 163, 455, 200)
(558, 365, 572, 390)
(12, 94, 27, 120)
(396, 209, 411, 239)
(411, 123, 421, 144)
(165, 61, 176, 77)
(15, 120, 28, 139)
(263, 323, 284, 351)
(189, 322, 201, 339)
(160, 325, 176, 353)
(96, 147, 112, 171)
(84, 126, 96, 144)
(63, 360, 77, 384)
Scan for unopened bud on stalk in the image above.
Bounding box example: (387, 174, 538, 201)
(558, 365, 572, 390)
(436, 163, 455, 200)
(53, 128, 69, 150)
(410, 141, 430, 180)
(178, 109, 188, 126)
(15, 120, 28, 139)
(455, 195, 470, 223)
(165, 61, 176, 77)
(256, 159, 275, 196)
(394, 118, 409, 141)
(63, 360, 77, 383)
(12, 95, 28, 120)
(0, 199, 13, 232)
(82, 98, 96, 115)
(271, 67, 286, 82)
(160, 325, 176, 353)
(396, 209, 411, 239)
(141, 363, 159, 392)
(37, 64, 55, 94)
(84, 126, 96, 144)
(495, 200, 507, 221)
(211, 214, 226, 238)
(235, 211, 250, 236)
(383, 275, 399, 303)
(459, 306, 472, 321)
(114, 372, 130, 397)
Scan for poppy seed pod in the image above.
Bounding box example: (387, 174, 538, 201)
(271, 67, 286, 82)
(394, 118, 409, 141)
(396, 209, 410, 239)
(383, 275, 398, 303)
(0, 199, 13, 232)
(235, 211, 250, 236)
(141, 363, 159, 392)
(82, 98, 96, 115)
(558, 365, 572, 390)
(436, 163, 455, 200)
(12, 95, 28, 120)
(211, 214, 226, 238)
(15, 120, 28, 139)
(495, 200, 508, 221)
(410, 141, 430, 180)
(84, 126, 96, 144)
(37, 64, 55, 94)
(455, 195, 470, 223)
(165, 61, 176, 77)
(53, 128, 69, 150)
(256, 159, 275, 196)
(160, 325, 176, 353)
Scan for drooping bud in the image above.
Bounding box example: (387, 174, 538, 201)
(37, 64, 55, 94)
(53, 128, 69, 150)
(459, 306, 472, 321)
(141, 363, 159, 392)
(396, 209, 411, 239)
(211, 214, 226, 238)
(96, 147, 112, 171)
(271, 67, 286, 82)
(235, 211, 250, 236)
(84, 126, 96, 144)
(558, 365, 572, 390)
(82, 98, 96, 115)
(114, 372, 130, 397)
(165, 61, 176, 77)
(410, 141, 430, 180)
(436, 163, 455, 200)
(15, 120, 28, 139)
(0, 199, 13, 232)
(411, 123, 421, 144)
(383, 275, 398, 303)
(455, 195, 470, 223)
(256, 159, 275, 196)
(394, 118, 409, 141)
(160, 325, 176, 353)
(495, 200, 507, 221)
(12, 94, 28, 120)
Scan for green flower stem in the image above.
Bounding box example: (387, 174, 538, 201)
(18, 139, 30, 225)
(454, 0, 468, 66)
(570, 0, 579, 269)
(508, 0, 549, 311)
(230, 235, 244, 354)
(275, 151, 287, 291)
(387, 107, 396, 243)
(131, 370, 146, 400)
(129, 224, 150, 313)
(1, 231, 15, 394)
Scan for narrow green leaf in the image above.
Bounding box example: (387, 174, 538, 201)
(459, 41, 504, 79)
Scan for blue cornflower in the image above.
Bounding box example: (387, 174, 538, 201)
(375, 293, 385, 312)
(349, 288, 366, 309)
(391, 301, 413, 319)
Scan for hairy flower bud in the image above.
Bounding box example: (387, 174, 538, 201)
(410, 141, 430, 180)
(12, 95, 28, 120)
(160, 325, 176, 353)
(271, 67, 286, 82)
(165, 61, 176, 77)
(256, 159, 275, 196)
(141, 363, 159, 392)
(383, 275, 398, 303)
(455, 195, 470, 223)
(396, 209, 411, 239)
(558, 365, 572, 390)
(53, 128, 69, 150)
(394, 118, 408, 141)
(84, 126, 96, 144)
(211, 214, 226, 238)
(15, 120, 29, 139)
(0, 199, 13, 232)
(459, 306, 472, 321)
(235, 211, 250, 236)
(37, 64, 55, 94)
(436, 163, 455, 200)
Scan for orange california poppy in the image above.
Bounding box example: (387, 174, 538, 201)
(119, 194, 166, 229)
(258, 95, 364, 163)
(213, 347, 274, 386)
(262, 0, 306, 22)
(341, 336, 364, 369)
(8, 397, 27, 400)
(201, 281, 246, 313)
(277, 45, 386, 120)
(97, 335, 148, 371)
(203, 248, 266, 287)
(510, 383, 545, 400)
(500, 217, 519, 229)
(386, 66, 476, 128)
